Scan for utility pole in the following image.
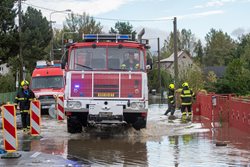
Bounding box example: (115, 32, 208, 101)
(157, 37, 162, 100)
(18, 0, 24, 82)
(173, 17, 178, 87)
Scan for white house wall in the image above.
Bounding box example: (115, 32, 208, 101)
(0, 63, 10, 75)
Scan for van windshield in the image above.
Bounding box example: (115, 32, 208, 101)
(31, 76, 64, 89)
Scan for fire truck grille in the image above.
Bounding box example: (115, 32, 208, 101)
(94, 84, 119, 97)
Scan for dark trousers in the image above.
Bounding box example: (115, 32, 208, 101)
(181, 105, 192, 115)
(165, 103, 175, 115)
(21, 112, 30, 129)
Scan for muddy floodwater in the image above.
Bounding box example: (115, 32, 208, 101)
(1, 96, 250, 166)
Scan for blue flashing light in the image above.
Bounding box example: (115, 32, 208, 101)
(83, 34, 97, 39)
(117, 35, 130, 39)
(82, 34, 132, 41)
(74, 84, 80, 88)
(36, 65, 47, 68)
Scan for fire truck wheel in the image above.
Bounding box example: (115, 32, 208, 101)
(67, 116, 82, 133)
(132, 117, 146, 130)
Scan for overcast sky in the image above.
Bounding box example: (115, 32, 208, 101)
(22, 0, 250, 49)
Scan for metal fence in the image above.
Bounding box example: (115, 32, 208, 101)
(194, 92, 250, 133)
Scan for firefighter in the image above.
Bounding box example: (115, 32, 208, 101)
(15, 80, 35, 133)
(121, 52, 139, 70)
(180, 82, 195, 118)
(164, 83, 175, 116)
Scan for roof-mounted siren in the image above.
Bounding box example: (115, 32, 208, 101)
(137, 28, 150, 49)
(82, 34, 132, 42)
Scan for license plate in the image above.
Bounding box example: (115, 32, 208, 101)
(99, 112, 112, 117)
(98, 92, 115, 97)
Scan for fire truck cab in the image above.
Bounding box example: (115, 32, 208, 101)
(63, 34, 152, 133)
(31, 60, 65, 112)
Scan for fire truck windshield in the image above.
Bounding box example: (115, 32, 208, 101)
(31, 76, 64, 89)
(69, 47, 145, 71)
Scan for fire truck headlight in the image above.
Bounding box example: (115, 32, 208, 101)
(67, 101, 82, 109)
(74, 101, 82, 109)
(67, 101, 75, 108)
(138, 102, 145, 109)
(130, 102, 145, 109)
(130, 102, 137, 108)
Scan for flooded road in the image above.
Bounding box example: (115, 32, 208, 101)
(1, 96, 250, 166)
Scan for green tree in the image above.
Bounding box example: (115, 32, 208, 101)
(109, 21, 136, 40)
(162, 31, 180, 59)
(147, 68, 172, 93)
(0, 0, 18, 63)
(20, 7, 52, 73)
(179, 66, 204, 93)
(204, 71, 217, 92)
(0, 72, 16, 93)
(193, 39, 204, 65)
(216, 59, 250, 95)
(236, 34, 250, 70)
(204, 29, 236, 66)
(64, 12, 103, 41)
(161, 29, 197, 59)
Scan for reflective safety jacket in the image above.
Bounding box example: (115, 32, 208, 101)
(167, 89, 175, 104)
(15, 89, 35, 112)
(180, 87, 195, 105)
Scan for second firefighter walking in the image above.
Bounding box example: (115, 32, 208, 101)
(164, 83, 176, 117)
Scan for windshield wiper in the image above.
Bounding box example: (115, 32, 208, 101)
(108, 68, 127, 71)
(75, 63, 92, 70)
(48, 86, 62, 89)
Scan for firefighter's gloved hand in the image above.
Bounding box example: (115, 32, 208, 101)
(146, 65, 151, 70)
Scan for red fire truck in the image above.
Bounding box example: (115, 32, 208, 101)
(63, 33, 152, 133)
(31, 60, 65, 112)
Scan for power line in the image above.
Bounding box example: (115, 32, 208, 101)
(93, 16, 173, 22)
(23, 2, 57, 12)
(22, 2, 173, 22)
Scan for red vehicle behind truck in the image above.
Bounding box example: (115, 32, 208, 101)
(62, 33, 152, 133)
(31, 60, 65, 112)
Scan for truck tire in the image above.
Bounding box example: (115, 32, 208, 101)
(81, 113, 88, 127)
(124, 113, 147, 130)
(67, 116, 82, 133)
(132, 117, 146, 130)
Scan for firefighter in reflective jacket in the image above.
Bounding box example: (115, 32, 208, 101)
(180, 82, 195, 117)
(15, 80, 35, 133)
(164, 83, 175, 116)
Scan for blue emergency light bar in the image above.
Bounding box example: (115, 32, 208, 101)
(82, 34, 132, 41)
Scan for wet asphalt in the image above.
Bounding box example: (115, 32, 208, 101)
(0, 95, 250, 166)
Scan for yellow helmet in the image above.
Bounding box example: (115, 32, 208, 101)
(21, 80, 29, 86)
(182, 82, 189, 87)
(169, 83, 175, 89)
(121, 64, 126, 69)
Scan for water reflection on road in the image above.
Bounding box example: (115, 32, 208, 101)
(9, 95, 250, 166)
